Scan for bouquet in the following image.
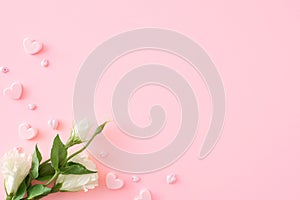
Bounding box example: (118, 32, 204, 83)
(1, 120, 107, 200)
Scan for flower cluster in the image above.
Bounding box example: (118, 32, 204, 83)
(1, 120, 107, 200)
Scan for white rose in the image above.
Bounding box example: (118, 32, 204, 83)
(56, 153, 98, 192)
(0, 149, 32, 196)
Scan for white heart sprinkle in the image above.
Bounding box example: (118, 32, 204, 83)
(135, 189, 152, 200)
(106, 172, 124, 190)
(166, 174, 177, 184)
(18, 123, 38, 140)
(41, 59, 49, 67)
(23, 37, 43, 55)
(131, 176, 140, 183)
(48, 119, 59, 130)
(28, 104, 37, 110)
(3, 82, 23, 100)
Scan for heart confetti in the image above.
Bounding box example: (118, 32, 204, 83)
(135, 189, 152, 200)
(3, 82, 23, 100)
(27, 104, 37, 110)
(131, 176, 140, 183)
(23, 37, 43, 55)
(48, 119, 59, 130)
(106, 172, 124, 190)
(18, 123, 38, 140)
(41, 59, 49, 67)
(166, 174, 177, 184)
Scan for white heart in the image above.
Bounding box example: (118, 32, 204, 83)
(18, 123, 38, 140)
(135, 189, 152, 200)
(166, 174, 177, 184)
(3, 82, 23, 100)
(48, 119, 59, 130)
(106, 172, 124, 190)
(23, 37, 43, 55)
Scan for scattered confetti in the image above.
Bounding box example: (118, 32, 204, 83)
(27, 104, 37, 110)
(131, 175, 141, 183)
(41, 59, 49, 67)
(106, 172, 124, 190)
(48, 119, 59, 130)
(3, 82, 23, 100)
(135, 189, 152, 200)
(18, 122, 38, 140)
(166, 174, 177, 184)
(0, 66, 9, 73)
(23, 37, 43, 55)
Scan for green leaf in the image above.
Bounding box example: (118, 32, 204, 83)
(51, 183, 63, 193)
(50, 134, 67, 171)
(60, 162, 97, 175)
(30, 145, 42, 179)
(36, 163, 55, 181)
(94, 121, 108, 135)
(12, 181, 26, 200)
(27, 184, 51, 199)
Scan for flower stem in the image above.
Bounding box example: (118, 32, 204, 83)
(67, 121, 107, 161)
(66, 132, 97, 161)
(45, 171, 59, 186)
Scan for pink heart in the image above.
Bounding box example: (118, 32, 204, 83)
(23, 37, 43, 55)
(18, 123, 38, 140)
(106, 172, 124, 190)
(135, 189, 152, 200)
(48, 119, 59, 130)
(3, 82, 23, 100)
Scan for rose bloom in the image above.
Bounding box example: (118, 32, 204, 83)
(56, 153, 98, 192)
(0, 148, 32, 196)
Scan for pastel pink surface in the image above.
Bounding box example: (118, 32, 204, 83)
(0, 1, 299, 200)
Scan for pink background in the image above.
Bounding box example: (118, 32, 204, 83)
(0, 0, 300, 199)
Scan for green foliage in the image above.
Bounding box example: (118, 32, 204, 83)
(61, 162, 97, 175)
(27, 185, 51, 199)
(30, 145, 42, 179)
(4, 121, 108, 199)
(51, 135, 67, 171)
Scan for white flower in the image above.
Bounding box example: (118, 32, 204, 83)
(56, 153, 98, 192)
(66, 119, 92, 148)
(0, 149, 32, 195)
(74, 119, 92, 141)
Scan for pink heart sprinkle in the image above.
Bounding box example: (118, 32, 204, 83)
(3, 82, 23, 100)
(106, 172, 124, 190)
(23, 37, 43, 55)
(135, 189, 152, 200)
(18, 123, 38, 140)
